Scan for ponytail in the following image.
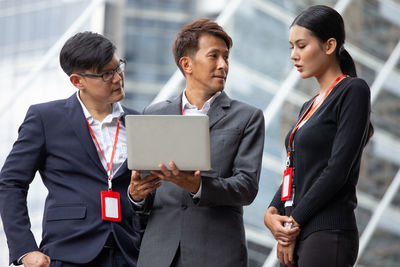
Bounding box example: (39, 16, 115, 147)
(366, 122, 374, 146)
(337, 46, 375, 144)
(338, 47, 357, 77)
(337, 47, 375, 144)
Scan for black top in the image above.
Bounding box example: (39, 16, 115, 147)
(270, 77, 371, 239)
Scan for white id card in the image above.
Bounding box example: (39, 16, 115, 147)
(281, 167, 293, 201)
(101, 190, 121, 221)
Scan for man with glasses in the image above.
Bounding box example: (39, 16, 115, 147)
(0, 31, 143, 267)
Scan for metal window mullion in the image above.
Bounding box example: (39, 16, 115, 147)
(370, 40, 400, 103)
(356, 169, 400, 264)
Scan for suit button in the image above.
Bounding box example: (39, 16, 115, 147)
(182, 205, 187, 210)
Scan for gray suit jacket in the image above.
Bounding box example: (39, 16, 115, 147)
(135, 91, 265, 267)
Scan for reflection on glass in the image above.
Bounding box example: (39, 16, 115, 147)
(232, 3, 292, 80)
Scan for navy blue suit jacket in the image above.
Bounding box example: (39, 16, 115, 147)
(0, 94, 143, 266)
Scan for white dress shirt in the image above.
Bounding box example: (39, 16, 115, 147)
(181, 90, 221, 115)
(181, 90, 221, 198)
(76, 91, 127, 180)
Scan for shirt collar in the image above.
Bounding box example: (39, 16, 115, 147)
(76, 91, 124, 123)
(181, 90, 221, 111)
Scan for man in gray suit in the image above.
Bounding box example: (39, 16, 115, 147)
(129, 18, 265, 267)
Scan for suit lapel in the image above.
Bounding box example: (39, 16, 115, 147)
(208, 91, 231, 128)
(64, 94, 106, 174)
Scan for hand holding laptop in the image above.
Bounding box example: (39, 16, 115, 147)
(130, 161, 201, 202)
(129, 171, 161, 202)
(126, 115, 210, 198)
(150, 161, 201, 194)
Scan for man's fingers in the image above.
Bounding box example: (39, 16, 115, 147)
(131, 170, 141, 181)
(130, 179, 161, 201)
(130, 174, 161, 195)
(150, 170, 163, 178)
(133, 177, 160, 191)
(140, 182, 161, 196)
(158, 163, 172, 178)
(141, 174, 160, 183)
(169, 162, 180, 176)
(169, 161, 177, 169)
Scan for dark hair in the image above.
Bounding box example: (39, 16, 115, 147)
(292, 5, 374, 144)
(60, 31, 116, 75)
(291, 5, 357, 77)
(172, 18, 232, 74)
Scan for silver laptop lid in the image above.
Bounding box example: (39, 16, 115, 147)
(125, 115, 211, 171)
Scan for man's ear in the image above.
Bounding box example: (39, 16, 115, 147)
(69, 74, 85, 90)
(179, 56, 192, 76)
(324, 38, 337, 56)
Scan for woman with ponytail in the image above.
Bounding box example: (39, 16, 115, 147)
(264, 5, 373, 267)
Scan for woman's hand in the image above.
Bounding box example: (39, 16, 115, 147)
(277, 240, 296, 267)
(264, 206, 300, 246)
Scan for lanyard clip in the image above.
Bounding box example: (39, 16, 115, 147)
(108, 178, 112, 191)
(286, 150, 293, 168)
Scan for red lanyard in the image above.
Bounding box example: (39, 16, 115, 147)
(287, 74, 348, 154)
(86, 118, 120, 190)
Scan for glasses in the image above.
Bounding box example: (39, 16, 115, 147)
(77, 59, 126, 82)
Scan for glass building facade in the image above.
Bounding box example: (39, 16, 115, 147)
(121, 0, 200, 110)
(1, 0, 400, 266)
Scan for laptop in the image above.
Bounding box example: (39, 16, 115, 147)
(125, 115, 211, 171)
